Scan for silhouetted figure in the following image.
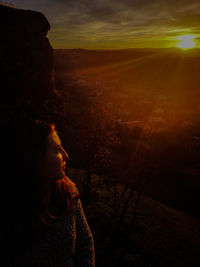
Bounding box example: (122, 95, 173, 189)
(0, 118, 95, 266)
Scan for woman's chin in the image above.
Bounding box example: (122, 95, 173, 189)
(50, 175, 65, 182)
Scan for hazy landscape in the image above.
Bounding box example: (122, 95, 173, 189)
(54, 48, 200, 217)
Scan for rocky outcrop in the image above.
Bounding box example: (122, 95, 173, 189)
(0, 4, 55, 106)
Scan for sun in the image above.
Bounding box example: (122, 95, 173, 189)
(175, 34, 196, 49)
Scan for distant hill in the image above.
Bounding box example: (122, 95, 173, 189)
(54, 48, 200, 123)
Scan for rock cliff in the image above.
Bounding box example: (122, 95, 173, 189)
(0, 4, 55, 106)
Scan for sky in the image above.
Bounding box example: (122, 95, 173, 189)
(2, 0, 200, 49)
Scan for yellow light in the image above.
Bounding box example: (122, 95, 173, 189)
(175, 34, 196, 49)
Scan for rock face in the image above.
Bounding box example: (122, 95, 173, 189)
(0, 4, 55, 106)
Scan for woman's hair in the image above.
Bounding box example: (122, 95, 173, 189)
(0, 117, 79, 249)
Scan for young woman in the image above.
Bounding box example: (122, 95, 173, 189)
(0, 118, 95, 267)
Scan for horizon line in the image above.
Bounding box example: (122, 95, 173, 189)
(53, 47, 200, 51)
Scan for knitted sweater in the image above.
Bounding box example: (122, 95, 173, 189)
(4, 184, 95, 267)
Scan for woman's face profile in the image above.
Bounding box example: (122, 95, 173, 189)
(44, 130, 69, 181)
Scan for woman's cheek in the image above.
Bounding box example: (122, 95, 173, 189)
(44, 155, 59, 179)
(52, 155, 64, 178)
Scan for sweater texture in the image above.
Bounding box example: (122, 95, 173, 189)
(3, 183, 95, 267)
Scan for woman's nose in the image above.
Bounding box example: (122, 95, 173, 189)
(61, 147, 69, 161)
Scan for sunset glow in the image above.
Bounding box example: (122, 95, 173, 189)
(176, 35, 196, 50)
(8, 0, 200, 49)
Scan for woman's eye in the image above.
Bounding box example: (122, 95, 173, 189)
(57, 146, 63, 152)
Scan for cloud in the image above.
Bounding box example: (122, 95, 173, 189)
(0, 1, 16, 7)
(11, 0, 200, 48)
(58, 0, 200, 24)
(13, 0, 200, 29)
